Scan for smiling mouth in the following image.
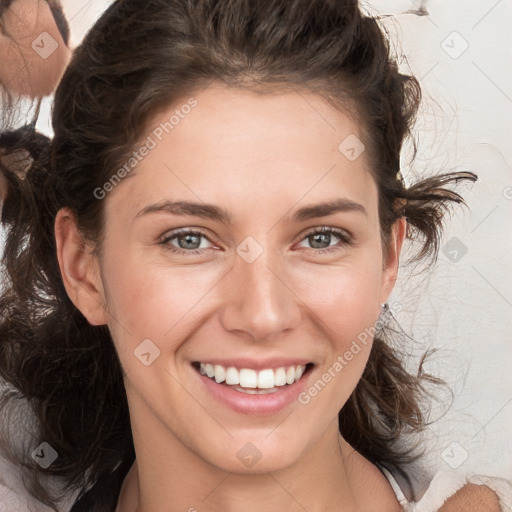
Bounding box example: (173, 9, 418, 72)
(191, 361, 314, 394)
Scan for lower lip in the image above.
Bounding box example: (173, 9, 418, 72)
(193, 365, 313, 416)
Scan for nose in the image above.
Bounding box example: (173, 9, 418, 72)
(219, 244, 302, 342)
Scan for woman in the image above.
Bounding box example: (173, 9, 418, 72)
(0, 1, 509, 511)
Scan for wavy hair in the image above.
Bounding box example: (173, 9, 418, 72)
(0, 0, 477, 510)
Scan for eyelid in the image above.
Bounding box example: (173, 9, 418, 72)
(159, 225, 353, 256)
(158, 227, 217, 250)
(296, 225, 352, 243)
(293, 226, 352, 252)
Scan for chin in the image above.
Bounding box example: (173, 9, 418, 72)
(196, 433, 309, 475)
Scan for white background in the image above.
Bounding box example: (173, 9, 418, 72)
(363, 0, 512, 496)
(1, 0, 511, 509)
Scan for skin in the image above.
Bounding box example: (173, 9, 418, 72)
(440, 484, 501, 512)
(55, 83, 490, 512)
(0, 0, 71, 98)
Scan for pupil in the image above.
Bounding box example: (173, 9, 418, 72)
(180, 234, 200, 249)
(311, 233, 329, 249)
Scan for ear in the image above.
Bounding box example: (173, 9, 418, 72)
(54, 208, 108, 325)
(379, 216, 407, 304)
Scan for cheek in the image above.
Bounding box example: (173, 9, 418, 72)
(290, 261, 384, 416)
(292, 257, 384, 338)
(291, 256, 383, 378)
(100, 252, 226, 361)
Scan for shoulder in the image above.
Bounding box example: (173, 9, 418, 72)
(380, 468, 510, 512)
(439, 483, 501, 512)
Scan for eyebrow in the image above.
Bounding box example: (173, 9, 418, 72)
(135, 198, 367, 224)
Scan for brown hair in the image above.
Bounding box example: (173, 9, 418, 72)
(0, 1, 476, 510)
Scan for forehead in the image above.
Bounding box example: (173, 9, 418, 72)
(105, 84, 377, 222)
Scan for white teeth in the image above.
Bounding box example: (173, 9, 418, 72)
(239, 369, 258, 388)
(274, 367, 287, 386)
(198, 363, 308, 389)
(257, 369, 275, 389)
(225, 367, 240, 385)
(214, 365, 226, 383)
(205, 363, 215, 378)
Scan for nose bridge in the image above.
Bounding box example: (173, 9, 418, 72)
(219, 237, 301, 340)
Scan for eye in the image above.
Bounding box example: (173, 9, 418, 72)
(296, 227, 352, 254)
(159, 226, 352, 256)
(159, 228, 216, 255)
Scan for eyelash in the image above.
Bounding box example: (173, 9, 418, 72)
(158, 227, 352, 256)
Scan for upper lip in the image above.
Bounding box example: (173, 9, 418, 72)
(192, 358, 314, 371)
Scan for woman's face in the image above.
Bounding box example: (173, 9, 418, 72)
(60, 84, 404, 475)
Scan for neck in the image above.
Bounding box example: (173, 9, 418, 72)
(116, 409, 401, 512)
